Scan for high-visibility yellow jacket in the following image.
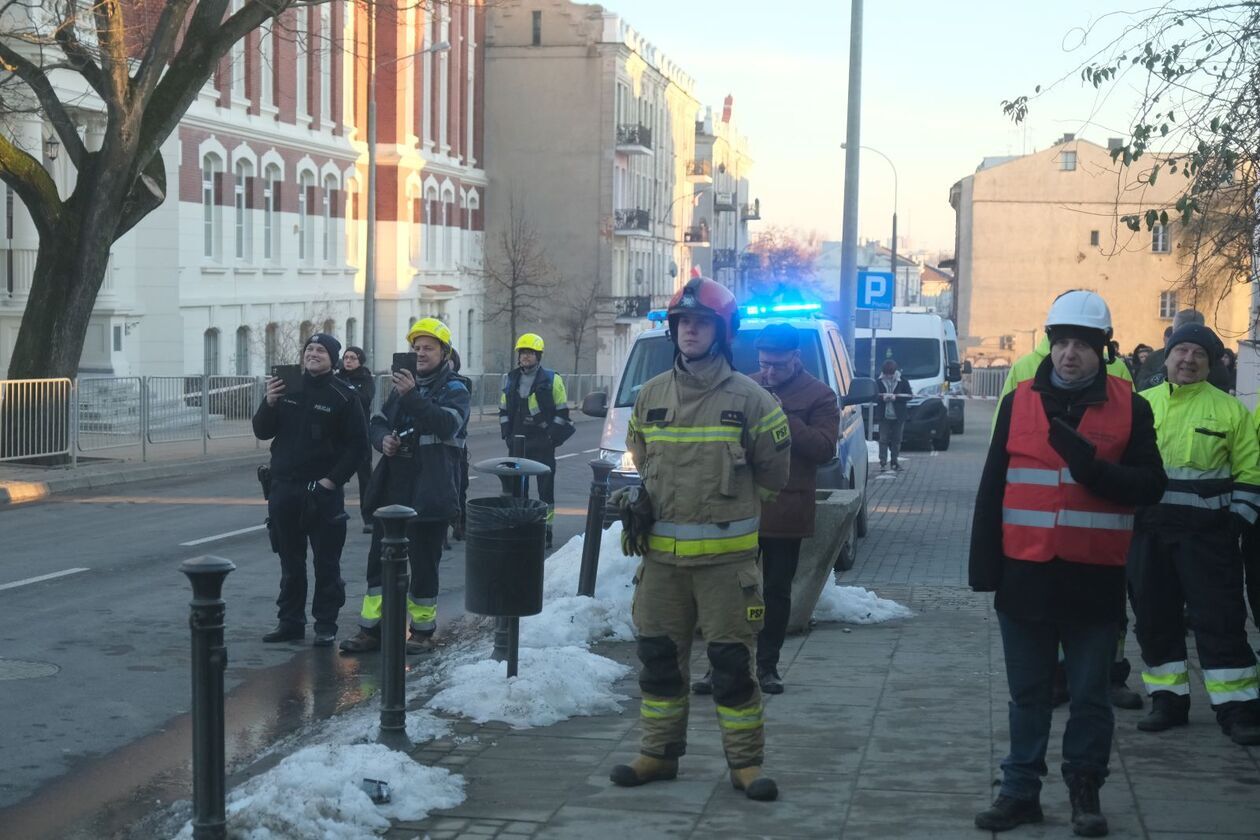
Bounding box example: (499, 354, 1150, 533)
(1140, 379, 1260, 531)
(626, 352, 791, 565)
(993, 337, 1133, 431)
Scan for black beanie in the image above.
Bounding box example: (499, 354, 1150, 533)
(1165, 323, 1223, 361)
(304, 332, 342, 365)
(1046, 324, 1107, 360)
(343, 345, 367, 366)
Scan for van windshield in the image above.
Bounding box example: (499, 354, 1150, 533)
(614, 330, 826, 408)
(854, 337, 941, 380)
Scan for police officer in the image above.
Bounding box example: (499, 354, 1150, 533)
(1129, 322, 1260, 746)
(339, 319, 470, 655)
(499, 333, 574, 547)
(609, 275, 792, 801)
(252, 332, 367, 646)
(971, 292, 1165, 835)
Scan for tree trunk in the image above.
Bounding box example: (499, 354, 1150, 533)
(7, 212, 115, 380)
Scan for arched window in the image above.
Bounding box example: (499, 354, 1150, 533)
(264, 322, 279, 369)
(202, 153, 224, 260)
(441, 188, 455, 268)
(322, 174, 338, 264)
(299, 320, 315, 344)
(345, 179, 359, 265)
(408, 184, 422, 266)
(322, 318, 335, 336)
(298, 170, 315, 263)
(235, 326, 251, 375)
(423, 185, 439, 267)
(263, 164, 281, 262)
(345, 317, 357, 347)
(203, 328, 221, 375)
(234, 159, 254, 261)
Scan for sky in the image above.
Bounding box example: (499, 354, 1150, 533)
(598, 0, 1158, 255)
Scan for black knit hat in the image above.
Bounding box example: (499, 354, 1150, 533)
(1046, 324, 1107, 360)
(1165, 323, 1223, 361)
(304, 332, 342, 365)
(343, 345, 366, 366)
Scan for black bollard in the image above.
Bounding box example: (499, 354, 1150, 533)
(180, 555, 236, 840)
(512, 434, 528, 497)
(577, 459, 615, 597)
(376, 504, 417, 732)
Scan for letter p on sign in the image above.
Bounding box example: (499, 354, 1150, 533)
(858, 271, 895, 311)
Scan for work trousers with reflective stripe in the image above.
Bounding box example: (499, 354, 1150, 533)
(509, 434, 556, 525)
(357, 518, 447, 635)
(631, 555, 766, 768)
(1128, 529, 1260, 724)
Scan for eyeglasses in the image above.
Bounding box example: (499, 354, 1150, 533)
(758, 361, 792, 372)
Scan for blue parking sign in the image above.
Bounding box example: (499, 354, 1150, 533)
(858, 271, 895, 311)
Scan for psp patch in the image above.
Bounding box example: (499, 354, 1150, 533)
(720, 410, 745, 427)
(772, 423, 790, 450)
(747, 605, 765, 622)
(646, 408, 668, 423)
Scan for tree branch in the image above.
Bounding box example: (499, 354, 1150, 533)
(114, 152, 168, 239)
(92, 0, 130, 109)
(52, 11, 109, 100)
(129, 0, 198, 106)
(0, 133, 61, 237)
(0, 40, 88, 170)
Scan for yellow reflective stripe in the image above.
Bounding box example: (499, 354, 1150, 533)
(756, 485, 778, 502)
(1142, 662, 1190, 695)
(360, 593, 383, 622)
(552, 375, 567, 404)
(648, 531, 760, 556)
(716, 703, 764, 731)
(528, 393, 540, 414)
(642, 429, 742, 443)
(407, 599, 437, 623)
(641, 697, 687, 719)
(753, 407, 787, 434)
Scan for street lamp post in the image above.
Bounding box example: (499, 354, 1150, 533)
(363, 24, 450, 369)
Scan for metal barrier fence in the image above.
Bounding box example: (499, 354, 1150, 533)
(1, 372, 615, 464)
(963, 367, 1011, 398)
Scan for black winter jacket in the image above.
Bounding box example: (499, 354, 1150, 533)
(969, 358, 1166, 623)
(252, 371, 368, 485)
(337, 366, 376, 424)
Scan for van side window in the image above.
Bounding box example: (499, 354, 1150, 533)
(827, 331, 851, 392)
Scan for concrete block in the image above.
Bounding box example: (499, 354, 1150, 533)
(786, 488, 861, 633)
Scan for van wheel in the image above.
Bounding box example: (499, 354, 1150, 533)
(835, 535, 857, 572)
(852, 473, 868, 537)
(932, 426, 952, 452)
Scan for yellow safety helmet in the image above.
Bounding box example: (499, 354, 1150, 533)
(515, 333, 545, 354)
(407, 317, 452, 348)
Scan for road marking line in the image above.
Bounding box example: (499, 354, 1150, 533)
(556, 453, 579, 459)
(583, 448, 599, 453)
(180, 524, 267, 547)
(56, 496, 267, 506)
(0, 568, 89, 592)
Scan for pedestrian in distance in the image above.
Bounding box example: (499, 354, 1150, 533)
(252, 332, 368, 647)
(1128, 322, 1260, 746)
(339, 319, 470, 656)
(609, 275, 791, 802)
(1128, 344, 1152, 378)
(970, 291, 1167, 836)
(499, 333, 575, 548)
(875, 358, 912, 471)
(337, 346, 376, 534)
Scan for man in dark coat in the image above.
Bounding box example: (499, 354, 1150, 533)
(875, 358, 913, 470)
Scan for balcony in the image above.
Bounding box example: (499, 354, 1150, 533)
(713, 248, 737, 270)
(741, 198, 761, 221)
(613, 208, 651, 236)
(615, 124, 653, 155)
(685, 160, 713, 183)
(610, 295, 652, 320)
(714, 191, 736, 212)
(684, 226, 711, 247)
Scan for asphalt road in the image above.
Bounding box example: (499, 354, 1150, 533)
(0, 419, 606, 838)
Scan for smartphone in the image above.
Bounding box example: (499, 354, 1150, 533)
(392, 352, 417, 374)
(271, 364, 303, 394)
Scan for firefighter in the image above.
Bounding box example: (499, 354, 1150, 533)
(971, 291, 1166, 835)
(608, 275, 792, 801)
(338, 318, 470, 655)
(499, 333, 574, 547)
(1130, 323, 1260, 746)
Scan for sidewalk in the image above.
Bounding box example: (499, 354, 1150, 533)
(379, 403, 1260, 839)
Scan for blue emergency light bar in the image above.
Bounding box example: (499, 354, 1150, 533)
(647, 309, 669, 322)
(744, 302, 822, 317)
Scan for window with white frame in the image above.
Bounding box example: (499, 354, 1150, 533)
(203, 328, 221, 375)
(230, 0, 246, 103)
(265, 322, 279, 368)
(319, 5, 332, 124)
(458, 192, 467, 264)
(424, 185, 439, 267)
(202, 153, 224, 261)
(260, 25, 274, 109)
(299, 320, 314, 344)
(409, 191, 422, 266)
(1061, 151, 1077, 171)
(322, 318, 335, 336)
(346, 317, 357, 347)
(465, 308, 474, 368)
(1152, 223, 1171, 253)
(1159, 291, 1177, 319)
(263, 164, 280, 262)
(233, 159, 254, 262)
(442, 189, 454, 267)
(322, 174, 338, 264)
(235, 326, 251, 375)
(298, 171, 315, 263)
(296, 10, 309, 119)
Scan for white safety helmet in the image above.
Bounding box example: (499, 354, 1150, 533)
(1044, 290, 1113, 338)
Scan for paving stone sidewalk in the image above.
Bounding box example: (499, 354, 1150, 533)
(376, 403, 1260, 838)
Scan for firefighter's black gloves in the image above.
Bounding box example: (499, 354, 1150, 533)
(1049, 417, 1100, 485)
(612, 486, 653, 556)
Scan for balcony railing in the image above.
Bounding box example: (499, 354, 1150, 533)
(686, 160, 713, 181)
(614, 208, 651, 234)
(741, 199, 761, 221)
(610, 295, 652, 319)
(714, 191, 736, 212)
(684, 226, 711, 246)
(713, 248, 737, 269)
(615, 124, 653, 153)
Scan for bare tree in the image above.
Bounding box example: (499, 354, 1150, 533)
(744, 226, 825, 300)
(477, 193, 558, 348)
(556, 273, 601, 374)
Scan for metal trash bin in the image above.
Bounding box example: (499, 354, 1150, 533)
(464, 496, 548, 617)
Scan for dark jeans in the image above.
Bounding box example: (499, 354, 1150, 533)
(509, 435, 556, 522)
(997, 611, 1115, 800)
(1243, 529, 1260, 633)
(268, 479, 348, 633)
(878, 417, 905, 466)
(354, 456, 372, 526)
(757, 537, 801, 674)
(361, 518, 447, 635)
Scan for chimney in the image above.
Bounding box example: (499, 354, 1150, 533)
(1060, 133, 1076, 144)
(1107, 137, 1123, 151)
(721, 94, 733, 123)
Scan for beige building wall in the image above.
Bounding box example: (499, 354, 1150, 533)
(951, 139, 1250, 366)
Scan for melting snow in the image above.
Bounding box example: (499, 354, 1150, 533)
(813, 581, 914, 624)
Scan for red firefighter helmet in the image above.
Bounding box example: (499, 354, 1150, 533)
(666, 275, 740, 347)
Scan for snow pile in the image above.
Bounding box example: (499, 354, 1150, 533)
(813, 581, 913, 624)
(518, 522, 638, 647)
(426, 645, 630, 728)
(314, 708, 453, 748)
(175, 743, 465, 840)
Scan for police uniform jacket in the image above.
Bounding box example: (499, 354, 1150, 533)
(252, 371, 368, 484)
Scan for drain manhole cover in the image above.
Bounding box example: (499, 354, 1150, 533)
(0, 658, 60, 680)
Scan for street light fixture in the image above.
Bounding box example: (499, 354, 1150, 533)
(44, 135, 59, 161)
(363, 34, 451, 369)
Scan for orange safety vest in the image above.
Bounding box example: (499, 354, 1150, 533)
(1002, 375, 1135, 566)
